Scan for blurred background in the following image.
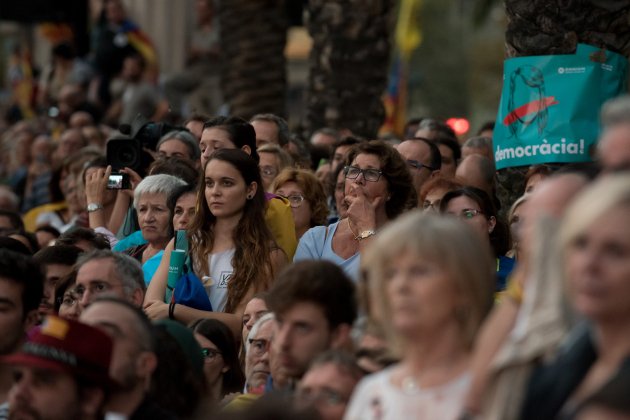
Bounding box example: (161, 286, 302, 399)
(0, 0, 506, 139)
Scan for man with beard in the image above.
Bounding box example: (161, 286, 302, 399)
(80, 296, 173, 418)
(266, 261, 357, 390)
(0, 249, 43, 417)
(4, 315, 113, 420)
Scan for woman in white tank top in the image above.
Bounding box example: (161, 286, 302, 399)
(144, 149, 287, 334)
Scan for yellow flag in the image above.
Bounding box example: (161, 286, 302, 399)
(395, 0, 423, 59)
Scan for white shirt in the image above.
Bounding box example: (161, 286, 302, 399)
(344, 365, 471, 420)
(204, 249, 234, 312)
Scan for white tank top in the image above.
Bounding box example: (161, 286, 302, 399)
(203, 249, 235, 312)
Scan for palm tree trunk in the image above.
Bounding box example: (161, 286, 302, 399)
(219, 0, 288, 119)
(304, 0, 395, 139)
(496, 0, 630, 212)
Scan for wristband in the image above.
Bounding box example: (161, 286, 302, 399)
(168, 302, 176, 320)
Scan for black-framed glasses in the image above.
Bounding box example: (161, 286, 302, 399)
(344, 166, 383, 182)
(406, 160, 434, 171)
(201, 348, 222, 360)
(279, 194, 305, 208)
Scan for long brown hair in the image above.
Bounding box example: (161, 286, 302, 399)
(188, 149, 276, 313)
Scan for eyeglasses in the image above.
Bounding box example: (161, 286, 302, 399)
(260, 166, 278, 178)
(279, 194, 305, 208)
(406, 160, 434, 171)
(73, 281, 117, 298)
(344, 166, 383, 182)
(248, 338, 270, 357)
(201, 348, 222, 360)
(295, 387, 348, 406)
(453, 209, 484, 220)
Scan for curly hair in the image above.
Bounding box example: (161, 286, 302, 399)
(271, 168, 329, 227)
(346, 140, 417, 218)
(188, 149, 276, 313)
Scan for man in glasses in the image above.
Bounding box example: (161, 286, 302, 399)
(75, 250, 146, 312)
(244, 313, 275, 394)
(395, 137, 441, 204)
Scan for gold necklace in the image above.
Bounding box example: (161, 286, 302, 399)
(346, 218, 359, 240)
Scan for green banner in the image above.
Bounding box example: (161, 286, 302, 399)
(493, 44, 627, 170)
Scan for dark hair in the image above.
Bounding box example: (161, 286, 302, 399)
(82, 156, 107, 184)
(0, 236, 31, 255)
(329, 163, 346, 198)
(54, 270, 77, 313)
(0, 249, 44, 319)
(439, 187, 510, 256)
(250, 113, 290, 147)
(434, 136, 462, 163)
(10, 231, 40, 254)
(189, 149, 276, 313)
(148, 156, 199, 186)
(35, 225, 61, 240)
(190, 319, 246, 395)
(203, 116, 259, 163)
(410, 137, 442, 170)
(266, 261, 357, 330)
(476, 120, 495, 135)
(346, 140, 417, 218)
(0, 210, 24, 232)
(33, 245, 83, 267)
(333, 136, 363, 157)
(151, 325, 205, 418)
(56, 227, 111, 249)
(48, 166, 66, 203)
(167, 183, 198, 216)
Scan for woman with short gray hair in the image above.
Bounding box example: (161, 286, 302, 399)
(121, 174, 187, 284)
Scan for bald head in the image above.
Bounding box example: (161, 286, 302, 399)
(456, 154, 495, 196)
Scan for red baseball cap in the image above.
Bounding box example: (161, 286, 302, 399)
(2, 316, 113, 386)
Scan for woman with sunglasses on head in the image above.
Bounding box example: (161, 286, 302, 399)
(294, 140, 416, 282)
(144, 149, 288, 334)
(271, 168, 329, 240)
(440, 186, 514, 292)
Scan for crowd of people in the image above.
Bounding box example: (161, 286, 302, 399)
(1, 1, 630, 419)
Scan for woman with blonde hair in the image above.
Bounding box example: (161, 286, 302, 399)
(345, 211, 494, 420)
(520, 173, 630, 419)
(271, 168, 328, 239)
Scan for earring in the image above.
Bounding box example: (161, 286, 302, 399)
(247, 194, 253, 200)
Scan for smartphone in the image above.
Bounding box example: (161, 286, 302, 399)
(107, 172, 131, 190)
